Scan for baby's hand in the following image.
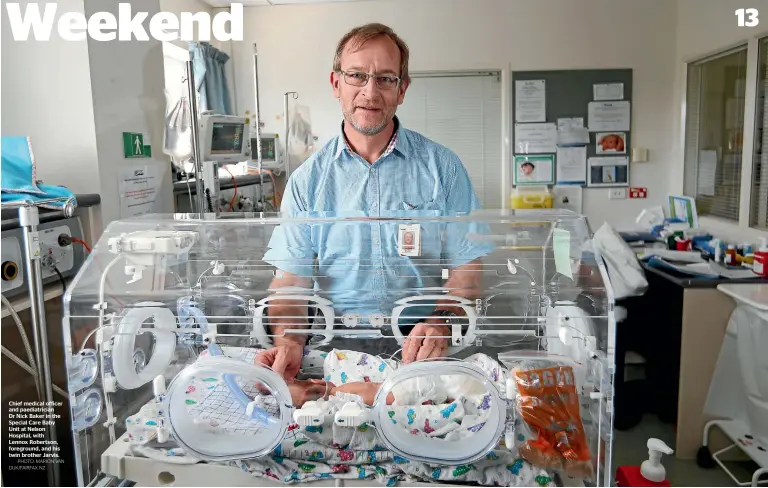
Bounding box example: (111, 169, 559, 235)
(287, 379, 331, 407)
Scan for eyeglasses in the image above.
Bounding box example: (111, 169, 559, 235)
(338, 70, 401, 90)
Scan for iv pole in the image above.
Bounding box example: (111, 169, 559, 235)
(8, 197, 74, 487)
(284, 91, 298, 182)
(184, 60, 206, 214)
(252, 44, 265, 212)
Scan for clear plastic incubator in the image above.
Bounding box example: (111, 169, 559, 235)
(62, 210, 617, 487)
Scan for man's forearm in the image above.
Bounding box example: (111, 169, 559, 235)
(267, 272, 313, 347)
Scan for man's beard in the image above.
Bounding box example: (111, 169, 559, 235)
(342, 104, 393, 136)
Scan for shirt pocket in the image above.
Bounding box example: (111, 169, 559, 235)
(401, 199, 440, 211)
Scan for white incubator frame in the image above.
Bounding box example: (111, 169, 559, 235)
(62, 211, 618, 488)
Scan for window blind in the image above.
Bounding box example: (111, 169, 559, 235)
(683, 48, 748, 222)
(751, 39, 768, 230)
(396, 73, 503, 209)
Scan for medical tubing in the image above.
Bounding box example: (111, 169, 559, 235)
(1, 345, 68, 398)
(183, 304, 276, 425)
(1, 294, 38, 390)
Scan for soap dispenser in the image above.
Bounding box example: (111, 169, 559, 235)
(615, 438, 674, 486)
(641, 438, 674, 483)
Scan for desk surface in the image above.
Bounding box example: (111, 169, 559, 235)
(717, 283, 768, 310)
(642, 262, 763, 289)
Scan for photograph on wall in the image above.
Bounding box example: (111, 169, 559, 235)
(513, 155, 555, 186)
(587, 156, 629, 187)
(596, 132, 626, 154)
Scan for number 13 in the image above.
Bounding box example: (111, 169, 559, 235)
(736, 8, 760, 27)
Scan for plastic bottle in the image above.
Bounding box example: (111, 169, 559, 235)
(615, 438, 674, 486)
(754, 237, 768, 277)
(713, 239, 722, 263)
(725, 245, 737, 266)
(641, 438, 674, 483)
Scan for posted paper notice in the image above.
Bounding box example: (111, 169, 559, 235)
(554, 186, 583, 214)
(588, 101, 630, 131)
(119, 165, 163, 218)
(556, 146, 587, 184)
(515, 80, 546, 123)
(515, 123, 557, 153)
(593, 83, 624, 101)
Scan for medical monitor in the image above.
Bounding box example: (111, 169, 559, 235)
(200, 114, 250, 164)
(250, 133, 285, 171)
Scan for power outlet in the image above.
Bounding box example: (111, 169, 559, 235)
(608, 188, 627, 199)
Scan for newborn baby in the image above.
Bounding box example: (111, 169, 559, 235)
(285, 349, 501, 408)
(286, 378, 392, 406)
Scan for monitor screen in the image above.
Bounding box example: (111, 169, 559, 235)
(255, 137, 276, 160)
(210, 122, 244, 155)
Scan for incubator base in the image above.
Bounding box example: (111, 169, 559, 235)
(102, 433, 486, 487)
(701, 419, 768, 486)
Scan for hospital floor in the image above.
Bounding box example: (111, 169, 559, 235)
(613, 415, 759, 486)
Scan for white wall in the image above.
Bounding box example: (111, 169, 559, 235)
(160, 0, 213, 39)
(84, 0, 175, 226)
(227, 0, 678, 228)
(671, 0, 768, 240)
(1, 0, 101, 194)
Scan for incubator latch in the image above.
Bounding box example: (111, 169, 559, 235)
(451, 323, 464, 346)
(210, 260, 225, 275)
(368, 314, 385, 328)
(293, 401, 325, 427)
(334, 402, 371, 427)
(342, 314, 360, 328)
(202, 323, 218, 345)
(505, 378, 516, 400)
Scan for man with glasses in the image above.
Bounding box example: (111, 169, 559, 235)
(257, 23, 490, 380)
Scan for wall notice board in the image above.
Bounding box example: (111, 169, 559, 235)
(512, 69, 633, 189)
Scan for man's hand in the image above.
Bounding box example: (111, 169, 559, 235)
(402, 323, 451, 363)
(254, 342, 304, 381)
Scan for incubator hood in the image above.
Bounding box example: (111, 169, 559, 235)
(62, 209, 617, 487)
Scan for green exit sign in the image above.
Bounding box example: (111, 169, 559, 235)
(123, 132, 151, 158)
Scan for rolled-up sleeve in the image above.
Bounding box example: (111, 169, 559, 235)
(262, 174, 316, 277)
(442, 157, 496, 268)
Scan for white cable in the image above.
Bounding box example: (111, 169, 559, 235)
(77, 326, 105, 356)
(1, 345, 67, 398)
(1, 294, 39, 385)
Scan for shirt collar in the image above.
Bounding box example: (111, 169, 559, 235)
(334, 116, 408, 161)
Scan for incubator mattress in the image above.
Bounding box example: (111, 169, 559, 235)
(124, 347, 557, 486)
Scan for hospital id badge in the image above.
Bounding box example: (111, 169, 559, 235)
(398, 224, 421, 257)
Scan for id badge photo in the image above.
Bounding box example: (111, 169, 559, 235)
(398, 224, 421, 257)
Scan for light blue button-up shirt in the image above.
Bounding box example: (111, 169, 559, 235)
(263, 118, 493, 322)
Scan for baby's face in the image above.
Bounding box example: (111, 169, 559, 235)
(602, 135, 620, 149)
